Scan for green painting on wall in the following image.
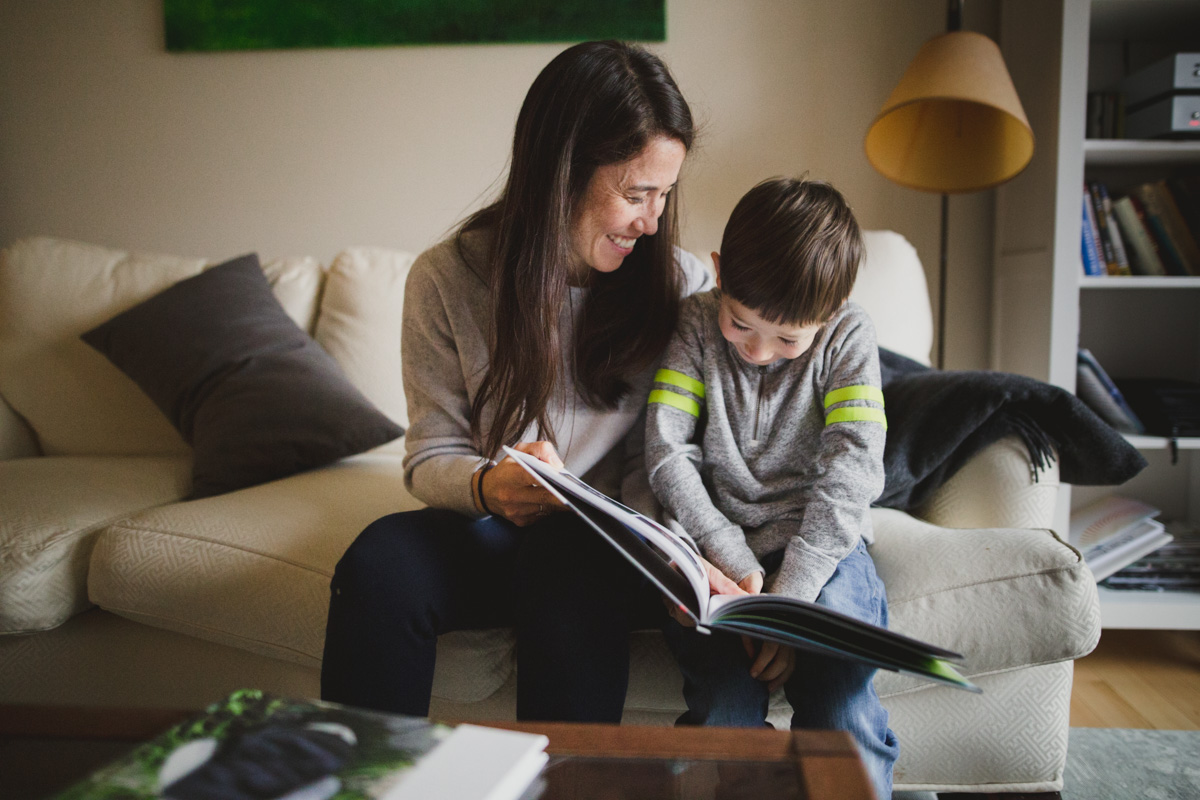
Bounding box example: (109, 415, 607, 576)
(163, 0, 665, 51)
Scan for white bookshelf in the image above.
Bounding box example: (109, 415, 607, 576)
(995, 0, 1200, 630)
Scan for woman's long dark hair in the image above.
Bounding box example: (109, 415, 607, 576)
(463, 40, 695, 459)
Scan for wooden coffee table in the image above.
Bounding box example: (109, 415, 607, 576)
(0, 706, 874, 799)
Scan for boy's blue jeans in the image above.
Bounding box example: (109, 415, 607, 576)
(663, 540, 899, 800)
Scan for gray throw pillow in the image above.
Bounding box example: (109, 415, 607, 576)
(82, 253, 403, 498)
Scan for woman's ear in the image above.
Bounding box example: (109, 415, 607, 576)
(711, 251, 721, 289)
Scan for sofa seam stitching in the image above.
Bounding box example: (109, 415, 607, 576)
(98, 523, 333, 578)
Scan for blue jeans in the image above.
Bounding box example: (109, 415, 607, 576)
(320, 507, 663, 721)
(664, 540, 899, 799)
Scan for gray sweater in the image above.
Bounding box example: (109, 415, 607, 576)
(645, 290, 886, 602)
(401, 228, 713, 517)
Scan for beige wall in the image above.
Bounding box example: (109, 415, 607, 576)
(0, 0, 1001, 369)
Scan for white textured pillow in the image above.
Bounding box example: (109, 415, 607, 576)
(852, 231, 933, 366)
(315, 247, 416, 440)
(0, 238, 325, 456)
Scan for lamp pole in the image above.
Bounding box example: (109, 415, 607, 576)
(937, 0, 962, 370)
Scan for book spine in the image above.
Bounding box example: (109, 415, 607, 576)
(1081, 187, 1106, 277)
(1153, 179, 1200, 275)
(1097, 183, 1132, 275)
(1167, 176, 1200, 235)
(1088, 182, 1120, 275)
(1133, 185, 1189, 276)
(1112, 195, 1166, 276)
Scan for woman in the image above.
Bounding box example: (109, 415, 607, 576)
(320, 40, 713, 721)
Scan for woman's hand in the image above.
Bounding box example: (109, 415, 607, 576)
(477, 441, 566, 527)
(665, 558, 746, 627)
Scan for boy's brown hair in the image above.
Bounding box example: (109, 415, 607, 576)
(718, 177, 863, 326)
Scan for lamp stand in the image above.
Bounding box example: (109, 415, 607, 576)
(937, 192, 948, 370)
(936, 0, 960, 371)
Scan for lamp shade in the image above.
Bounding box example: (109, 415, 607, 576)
(865, 31, 1034, 193)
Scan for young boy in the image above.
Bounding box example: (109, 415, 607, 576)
(645, 177, 898, 798)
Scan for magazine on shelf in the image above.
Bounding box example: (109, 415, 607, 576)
(51, 689, 549, 800)
(1101, 524, 1200, 592)
(1076, 349, 1144, 435)
(1068, 496, 1174, 582)
(503, 446, 978, 693)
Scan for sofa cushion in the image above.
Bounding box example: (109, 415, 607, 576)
(87, 453, 438, 667)
(0, 237, 326, 457)
(81, 254, 403, 498)
(0, 456, 191, 633)
(314, 247, 416, 445)
(851, 231, 933, 366)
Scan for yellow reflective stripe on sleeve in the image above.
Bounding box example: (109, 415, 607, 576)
(824, 385, 885, 409)
(654, 368, 706, 398)
(648, 389, 701, 417)
(825, 407, 888, 430)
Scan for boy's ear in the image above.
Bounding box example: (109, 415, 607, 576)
(711, 251, 721, 288)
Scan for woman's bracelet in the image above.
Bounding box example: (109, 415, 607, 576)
(475, 461, 497, 516)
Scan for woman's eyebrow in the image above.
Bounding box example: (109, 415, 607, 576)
(627, 180, 677, 192)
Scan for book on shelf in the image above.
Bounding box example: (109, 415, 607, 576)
(1076, 348, 1145, 435)
(1151, 179, 1200, 273)
(1131, 184, 1193, 276)
(1167, 175, 1200, 235)
(51, 689, 550, 800)
(1101, 525, 1200, 592)
(1095, 182, 1133, 275)
(1087, 182, 1124, 275)
(1068, 496, 1173, 582)
(502, 445, 979, 693)
(1112, 194, 1168, 276)
(1081, 186, 1106, 277)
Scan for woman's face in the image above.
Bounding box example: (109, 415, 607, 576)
(570, 136, 687, 278)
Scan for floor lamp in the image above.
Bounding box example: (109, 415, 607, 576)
(864, 0, 1034, 369)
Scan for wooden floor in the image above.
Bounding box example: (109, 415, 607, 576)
(1070, 628, 1200, 729)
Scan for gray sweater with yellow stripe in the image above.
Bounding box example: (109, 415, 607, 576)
(645, 289, 886, 603)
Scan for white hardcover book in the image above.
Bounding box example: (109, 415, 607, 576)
(1069, 495, 1161, 553)
(1087, 520, 1174, 582)
(389, 724, 549, 800)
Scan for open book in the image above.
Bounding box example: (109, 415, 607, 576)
(504, 447, 978, 693)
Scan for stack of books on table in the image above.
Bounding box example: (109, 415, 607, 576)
(1069, 496, 1174, 582)
(1080, 177, 1200, 278)
(51, 689, 549, 800)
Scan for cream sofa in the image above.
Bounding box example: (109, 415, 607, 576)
(0, 234, 1100, 794)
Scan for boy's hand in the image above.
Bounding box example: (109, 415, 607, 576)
(742, 638, 796, 691)
(664, 558, 745, 627)
(738, 571, 764, 594)
(736, 573, 793, 691)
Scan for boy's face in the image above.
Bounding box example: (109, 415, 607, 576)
(717, 294, 825, 366)
(712, 251, 827, 366)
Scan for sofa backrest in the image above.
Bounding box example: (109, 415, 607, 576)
(0, 231, 928, 459)
(0, 237, 325, 457)
(853, 230, 933, 367)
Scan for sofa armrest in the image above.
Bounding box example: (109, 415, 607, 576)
(0, 393, 39, 460)
(911, 435, 1058, 531)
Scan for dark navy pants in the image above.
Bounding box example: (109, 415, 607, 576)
(320, 507, 663, 721)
